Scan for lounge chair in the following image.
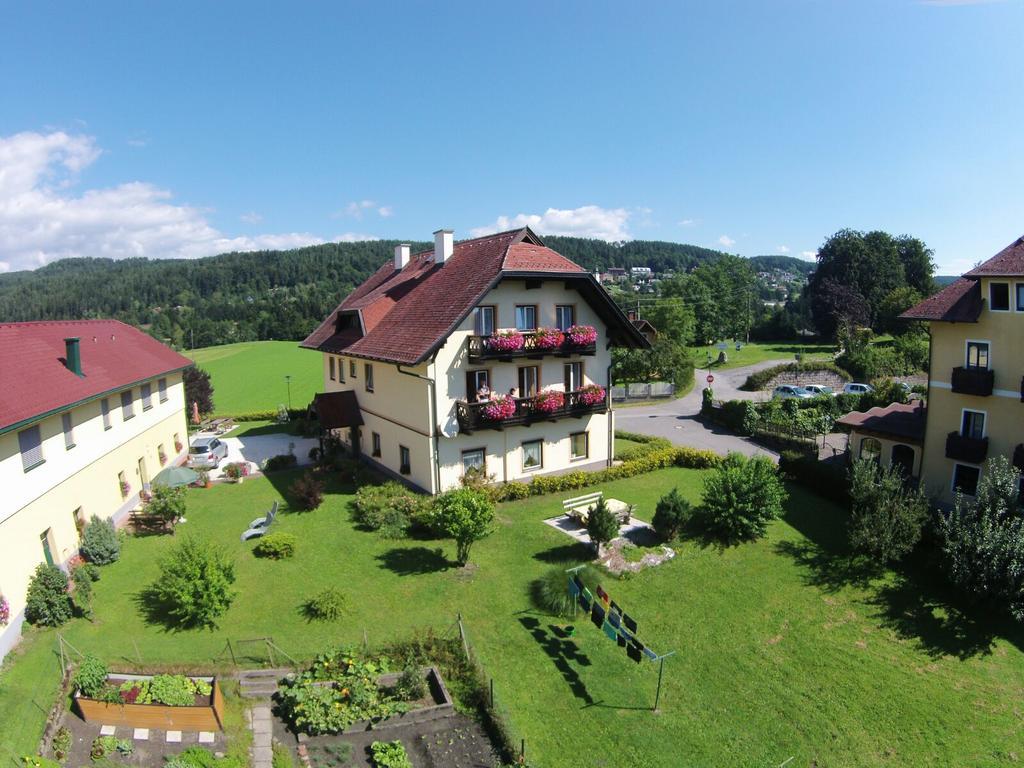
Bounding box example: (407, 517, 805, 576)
(241, 501, 278, 541)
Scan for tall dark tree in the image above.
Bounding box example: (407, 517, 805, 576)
(895, 236, 936, 297)
(183, 365, 215, 416)
(808, 278, 871, 340)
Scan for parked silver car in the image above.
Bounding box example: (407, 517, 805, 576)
(187, 436, 228, 468)
(772, 385, 815, 400)
(803, 384, 833, 397)
(842, 382, 875, 395)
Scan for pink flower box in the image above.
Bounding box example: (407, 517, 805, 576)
(533, 328, 565, 350)
(566, 325, 597, 346)
(534, 390, 565, 414)
(0, 595, 9, 626)
(487, 331, 525, 352)
(482, 395, 516, 420)
(578, 385, 606, 406)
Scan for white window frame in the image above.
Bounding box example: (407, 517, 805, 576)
(371, 432, 381, 457)
(365, 363, 374, 392)
(18, 424, 45, 472)
(475, 305, 496, 336)
(555, 305, 575, 331)
(960, 408, 987, 439)
(515, 305, 537, 331)
(399, 445, 411, 475)
(964, 339, 991, 370)
(339, 357, 345, 383)
(951, 463, 982, 497)
(564, 361, 584, 392)
(462, 448, 486, 475)
(569, 432, 589, 461)
(329, 356, 336, 381)
(349, 360, 357, 378)
(989, 281, 1011, 312)
(859, 436, 882, 462)
(522, 439, 543, 472)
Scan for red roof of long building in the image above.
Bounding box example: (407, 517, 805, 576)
(301, 228, 647, 364)
(836, 401, 926, 443)
(0, 320, 192, 434)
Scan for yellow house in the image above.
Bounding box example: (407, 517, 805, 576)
(0, 320, 191, 660)
(301, 228, 649, 493)
(902, 236, 1024, 504)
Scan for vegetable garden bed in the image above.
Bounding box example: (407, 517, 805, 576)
(75, 674, 224, 731)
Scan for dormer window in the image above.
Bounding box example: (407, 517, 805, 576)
(990, 282, 1010, 311)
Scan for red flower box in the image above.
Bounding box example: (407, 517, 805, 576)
(534, 390, 565, 414)
(566, 325, 597, 346)
(487, 331, 525, 352)
(578, 384, 606, 406)
(533, 328, 565, 350)
(482, 395, 516, 420)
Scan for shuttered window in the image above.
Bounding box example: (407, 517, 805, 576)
(121, 390, 135, 421)
(158, 378, 168, 402)
(62, 413, 75, 450)
(19, 425, 44, 471)
(141, 383, 153, 411)
(101, 398, 112, 430)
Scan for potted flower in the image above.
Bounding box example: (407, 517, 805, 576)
(487, 330, 525, 353)
(566, 324, 597, 347)
(578, 384, 606, 406)
(119, 480, 131, 498)
(223, 462, 250, 484)
(174, 437, 184, 453)
(158, 448, 168, 466)
(196, 469, 211, 489)
(533, 327, 565, 351)
(482, 395, 516, 421)
(533, 389, 565, 415)
(0, 595, 9, 626)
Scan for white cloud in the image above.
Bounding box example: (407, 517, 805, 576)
(800, 250, 817, 260)
(332, 233, 379, 242)
(240, 211, 263, 224)
(471, 205, 632, 241)
(717, 235, 736, 248)
(0, 261, 9, 273)
(377, 205, 393, 218)
(336, 199, 393, 220)
(0, 130, 324, 271)
(776, 245, 790, 254)
(678, 218, 697, 227)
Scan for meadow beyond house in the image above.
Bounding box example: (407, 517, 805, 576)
(902, 235, 1024, 504)
(0, 320, 191, 660)
(301, 228, 650, 493)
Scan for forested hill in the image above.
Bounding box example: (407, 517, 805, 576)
(747, 255, 816, 275)
(0, 235, 805, 347)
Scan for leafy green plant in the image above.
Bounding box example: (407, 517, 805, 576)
(24, 564, 72, 627)
(271, 744, 295, 768)
(586, 497, 619, 556)
(51, 726, 72, 763)
(148, 674, 199, 706)
(264, 453, 298, 472)
(70, 563, 94, 620)
(149, 536, 236, 629)
(290, 471, 325, 511)
(147, 485, 187, 522)
(530, 565, 599, 617)
(392, 665, 427, 701)
(166, 747, 217, 768)
(74, 655, 109, 698)
(349, 482, 426, 536)
(652, 488, 692, 541)
(429, 488, 495, 566)
(848, 459, 928, 563)
(90, 736, 131, 761)
(697, 453, 788, 542)
(369, 741, 412, 768)
(80, 515, 120, 564)
(303, 588, 348, 621)
(253, 532, 297, 559)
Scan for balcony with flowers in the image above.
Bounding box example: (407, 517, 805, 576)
(467, 325, 598, 363)
(455, 384, 608, 433)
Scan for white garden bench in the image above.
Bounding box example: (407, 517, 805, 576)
(562, 492, 631, 525)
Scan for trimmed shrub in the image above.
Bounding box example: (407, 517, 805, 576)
(290, 472, 325, 511)
(652, 488, 692, 541)
(429, 488, 495, 566)
(586, 497, 620, 555)
(80, 515, 120, 564)
(303, 588, 348, 621)
(149, 536, 236, 629)
(697, 453, 788, 542)
(848, 459, 928, 563)
(349, 482, 426, 536)
(264, 453, 298, 472)
(252, 533, 297, 559)
(741, 361, 852, 392)
(73, 655, 109, 698)
(24, 564, 72, 626)
(530, 565, 600, 617)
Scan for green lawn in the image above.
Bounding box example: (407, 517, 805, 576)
(189, 341, 321, 414)
(2, 469, 1022, 766)
(691, 339, 835, 371)
(613, 436, 643, 457)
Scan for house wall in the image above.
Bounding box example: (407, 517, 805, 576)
(0, 373, 188, 661)
(848, 430, 922, 476)
(920, 277, 1024, 503)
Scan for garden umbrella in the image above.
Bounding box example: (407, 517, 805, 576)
(152, 465, 199, 488)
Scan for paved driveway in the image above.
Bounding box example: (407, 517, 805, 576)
(615, 360, 786, 460)
(201, 433, 318, 479)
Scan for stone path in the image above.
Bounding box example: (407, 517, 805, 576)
(249, 705, 273, 768)
(238, 668, 291, 768)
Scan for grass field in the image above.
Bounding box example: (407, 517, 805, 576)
(189, 341, 321, 415)
(691, 340, 835, 371)
(3, 468, 1022, 766)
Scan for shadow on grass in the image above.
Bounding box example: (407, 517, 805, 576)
(133, 585, 195, 632)
(777, 482, 1024, 659)
(533, 542, 595, 564)
(518, 617, 593, 705)
(376, 547, 450, 576)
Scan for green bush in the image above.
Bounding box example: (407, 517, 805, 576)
(271, 744, 294, 768)
(149, 536, 236, 629)
(252, 533, 297, 559)
(741, 361, 852, 391)
(290, 471, 325, 511)
(369, 741, 412, 768)
(586, 497, 620, 555)
(24, 564, 72, 626)
(429, 488, 495, 566)
(530, 565, 600, 617)
(168, 747, 217, 768)
(70, 563, 94, 620)
(349, 482, 426, 536)
(264, 453, 298, 472)
(303, 588, 348, 621)
(778, 451, 849, 504)
(392, 665, 427, 701)
(697, 453, 788, 542)
(74, 655, 109, 698)
(148, 674, 201, 706)
(652, 488, 692, 541)
(848, 459, 928, 563)
(80, 515, 120, 564)
(147, 485, 187, 522)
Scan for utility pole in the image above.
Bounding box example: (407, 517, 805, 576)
(285, 375, 292, 410)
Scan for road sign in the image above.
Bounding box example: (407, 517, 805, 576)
(706, 374, 715, 384)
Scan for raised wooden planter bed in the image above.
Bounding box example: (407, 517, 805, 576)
(75, 674, 224, 731)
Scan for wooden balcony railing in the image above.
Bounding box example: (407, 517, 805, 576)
(945, 431, 989, 464)
(467, 332, 597, 362)
(951, 366, 994, 397)
(455, 389, 608, 434)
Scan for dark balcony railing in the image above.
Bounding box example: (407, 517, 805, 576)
(456, 389, 607, 433)
(1014, 444, 1024, 472)
(467, 332, 597, 362)
(951, 366, 994, 397)
(946, 431, 989, 464)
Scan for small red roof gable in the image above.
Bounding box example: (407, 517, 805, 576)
(900, 278, 982, 323)
(965, 236, 1024, 277)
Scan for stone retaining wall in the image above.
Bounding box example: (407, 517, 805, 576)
(762, 370, 850, 391)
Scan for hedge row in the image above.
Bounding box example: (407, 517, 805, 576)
(214, 408, 308, 422)
(778, 450, 850, 504)
(740, 361, 852, 392)
(487, 434, 722, 502)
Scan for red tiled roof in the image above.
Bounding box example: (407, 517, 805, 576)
(836, 401, 926, 443)
(0, 320, 193, 434)
(301, 228, 645, 365)
(965, 236, 1024, 277)
(900, 278, 982, 322)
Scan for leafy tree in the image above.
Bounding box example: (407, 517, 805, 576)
(938, 456, 1024, 620)
(652, 488, 692, 541)
(290, 472, 325, 511)
(612, 337, 694, 390)
(147, 485, 187, 522)
(848, 459, 928, 562)
(586, 497, 620, 556)
(149, 536, 236, 628)
(80, 514, 120, 564)
(24, 564, 72, 626)
(810, 278, 871, 340)
(697, 453, 787, 542)
(876, 286, 924, 335)
(895, 235, 936, 296)
(183, 366, 214, 416)
(429, 488, 495, 566)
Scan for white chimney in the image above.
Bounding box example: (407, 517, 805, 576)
(433, 229, 454, 265)
(394, 243, 410, 270)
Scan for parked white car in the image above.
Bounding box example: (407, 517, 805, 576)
(772, 385, 815, 400)
(803, 384, 834, 397)
(186, 436, 229, 468)
(842, 382, 875, 395)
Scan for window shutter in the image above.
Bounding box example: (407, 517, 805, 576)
(101, 399, 111, 429)
(141, 383, 153, 409)
(19, 425, 43, 470)
(62, 413, 74, 449)
(158, 378, 168, 402)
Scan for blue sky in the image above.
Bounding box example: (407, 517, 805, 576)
(1, 0, 1022, 274)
